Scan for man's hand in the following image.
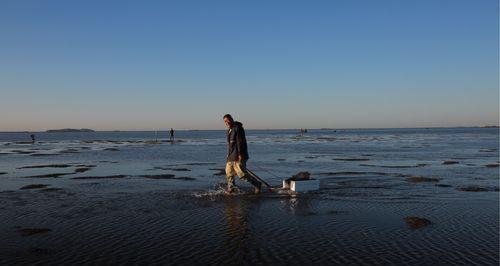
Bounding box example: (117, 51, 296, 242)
(238, 155, 243, 162)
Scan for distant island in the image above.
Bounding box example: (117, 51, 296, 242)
(46, 128, 95, 133)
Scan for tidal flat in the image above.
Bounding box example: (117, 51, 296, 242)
(0, 128, 498, 265)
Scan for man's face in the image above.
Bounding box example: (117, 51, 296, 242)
(223, 117, 233, 129)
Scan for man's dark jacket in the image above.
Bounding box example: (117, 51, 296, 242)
(226, 121, 249, 161)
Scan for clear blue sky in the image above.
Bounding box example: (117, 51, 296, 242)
(1, 0, 498, 130)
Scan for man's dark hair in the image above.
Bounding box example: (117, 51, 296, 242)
(223, 114, 233, 121)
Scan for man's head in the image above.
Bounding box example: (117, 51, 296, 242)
(223, 114, 234, 129)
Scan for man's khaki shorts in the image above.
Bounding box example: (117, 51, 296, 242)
(225, 160, 247, 179)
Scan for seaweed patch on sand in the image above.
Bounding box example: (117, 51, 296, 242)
(74, 164, 97, 168)
(142, 174, 176, 179)
(41, 188, 64, 192)
(175, 176, 196, 181)
(479, 148, 497, 152)
(317, 171, 390, 176)
(30, 153, 60, 157)
(20, 184, 49, 190)
(169, 168, 191, 171)
(18, 228, 51, 236)
(14, 141, 35, 144)
(142, 174, 196, 181)
(60, 148, 80, 153)
(359, 164, 426, 168)
(210, 169, 226, 176)
(21, 173, 73, 178)
(74, 167, 92, 173)
(406, 176, 440, 183)
(333, 158, 370, 161)
(154, 167, 191, 171)
(18, 164, 72, 169)
(404, 216, 432, 229)
(11, 150, 36, 154)
(457, 186, 499, 192)
(72, 175, 127, 180)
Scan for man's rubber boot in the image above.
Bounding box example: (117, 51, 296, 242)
(254, 182, 262, 194)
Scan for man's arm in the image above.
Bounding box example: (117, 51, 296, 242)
(235, 127, 244, 161)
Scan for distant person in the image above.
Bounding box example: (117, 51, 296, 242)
(30, 133, 36, 144)
(169, 128, 174, 142)
(223, 114, 262, 194)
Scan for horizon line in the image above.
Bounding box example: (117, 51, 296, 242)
(0, 125, 498, 133)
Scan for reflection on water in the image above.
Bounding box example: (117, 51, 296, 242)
(222, 198, 262, 262)
(280, 194, 314, 216)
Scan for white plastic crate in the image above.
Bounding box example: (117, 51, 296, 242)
(283, 179, 320, 192)
(283, 179, 291, 189)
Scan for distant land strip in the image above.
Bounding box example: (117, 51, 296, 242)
(46, 128, 95, 133)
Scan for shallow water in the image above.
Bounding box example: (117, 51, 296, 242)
(0, 128, 498, 265)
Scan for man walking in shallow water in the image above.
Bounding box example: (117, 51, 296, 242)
(223, 114, 262, 194)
